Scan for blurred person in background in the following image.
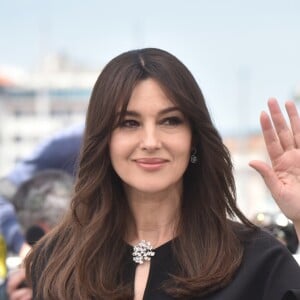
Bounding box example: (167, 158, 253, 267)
(252, 212, 299, 254)
(12, 169, 74, 246)
(2, 169, 74, 300)
(0, 123, 83, 258)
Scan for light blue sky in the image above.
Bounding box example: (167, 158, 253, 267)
(1, 0, 300, 135)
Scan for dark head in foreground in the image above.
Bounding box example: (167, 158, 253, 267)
(25, 48, 252, 299)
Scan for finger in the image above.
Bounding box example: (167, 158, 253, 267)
(9, 288, 32, 300)
(260, 111, 284, 164)
(285, 100, 300, 148)
(268, 98, 295, 150)
(7, 269, 26, 294)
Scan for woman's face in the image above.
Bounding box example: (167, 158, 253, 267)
(109, 78, 192, 195)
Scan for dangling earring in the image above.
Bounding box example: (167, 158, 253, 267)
(190, 148, 198, 164)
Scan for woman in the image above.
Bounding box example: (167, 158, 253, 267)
(25, 48, 300, 299)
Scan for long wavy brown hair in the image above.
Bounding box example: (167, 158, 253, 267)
(25, 48, 253, 299)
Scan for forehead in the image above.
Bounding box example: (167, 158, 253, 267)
(127, 78, 175, 110)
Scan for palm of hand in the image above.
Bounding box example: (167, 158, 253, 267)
(272, 149, 300, 221)
(250, 99, 300, 225)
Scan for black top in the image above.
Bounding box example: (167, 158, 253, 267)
(122, 228, 300, 300)
(32, 226, 300, 300)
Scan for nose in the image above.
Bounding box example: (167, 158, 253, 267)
(139, 124, 161, 151)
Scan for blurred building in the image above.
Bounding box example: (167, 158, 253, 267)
(0, 53, 99, 176)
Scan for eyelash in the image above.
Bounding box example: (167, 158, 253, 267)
(119, 119, 139, 128)
(118, 116, 184, 128)
(160, 116, 183, 126)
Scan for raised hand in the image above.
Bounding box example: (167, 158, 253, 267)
(249, 98, 300, 238)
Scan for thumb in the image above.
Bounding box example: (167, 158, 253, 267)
(249, 160, 281, 198)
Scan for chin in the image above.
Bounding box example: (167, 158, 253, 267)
(126, 180, 181, 195)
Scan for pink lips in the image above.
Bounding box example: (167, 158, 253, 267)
(134, 158, 168, 171)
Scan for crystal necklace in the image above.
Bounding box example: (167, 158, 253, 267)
(132, 240, 155, 264)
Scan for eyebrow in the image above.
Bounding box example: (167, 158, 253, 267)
(119, 106, 182, 117)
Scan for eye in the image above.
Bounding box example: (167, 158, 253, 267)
(119, 119, 140, 128)
(161, 116, 184, 126)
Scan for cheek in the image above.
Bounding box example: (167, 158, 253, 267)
(174, 132, 192, 158)
(109, 133, 134, 163)
(180, 146, 192, 166)
(109, 134, 119, 164)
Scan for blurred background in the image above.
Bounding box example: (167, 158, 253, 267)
(1, 0, 300, 220)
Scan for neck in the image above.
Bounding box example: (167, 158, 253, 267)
(125, 186, 181, 248)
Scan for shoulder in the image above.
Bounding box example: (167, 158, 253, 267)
(227, 221, 300, 299)
(231, 221, 291, 254)
(230, 221, 293, 262)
